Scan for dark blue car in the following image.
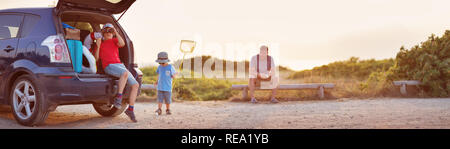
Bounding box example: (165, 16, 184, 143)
(0, 0, 142, 126)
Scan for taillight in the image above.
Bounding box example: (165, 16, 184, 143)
(41, 34, 71, 63)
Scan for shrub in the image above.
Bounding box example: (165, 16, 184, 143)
(140, 67, 158, 96)
(173, 82, 199, 100)
(288, 57, 394, 80)
(360, 71, 396, 97)
(387, 31, 450, 97)
(174, 78, 233, 101)
(288, 30, 450, 98)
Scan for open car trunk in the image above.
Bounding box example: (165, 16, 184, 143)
(57, 0, 136, 15)
(53, 0, 142, 101)
(59, 11, 132, 78)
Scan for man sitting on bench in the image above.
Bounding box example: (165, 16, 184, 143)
(248, 45, 279, 103)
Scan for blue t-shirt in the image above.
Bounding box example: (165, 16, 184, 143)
(156, 64, 176, 92)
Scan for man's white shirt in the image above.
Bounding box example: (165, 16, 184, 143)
(249, 55, 279, 89)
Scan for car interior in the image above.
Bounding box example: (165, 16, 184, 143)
(60, 11, 129, 75)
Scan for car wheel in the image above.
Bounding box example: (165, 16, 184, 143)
(92, 98, 128, 117)
(10, 75, 49, 126)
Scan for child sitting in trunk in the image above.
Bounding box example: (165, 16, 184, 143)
(98, 23, 139, 122)
(154, 52, 177, 115)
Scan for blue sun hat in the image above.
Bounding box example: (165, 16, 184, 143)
(156, 52, 170, 63)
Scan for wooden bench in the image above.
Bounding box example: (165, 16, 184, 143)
(231, 83, 335, 99)
(141, 84, 156, 90)
(393, 80, 421, 96)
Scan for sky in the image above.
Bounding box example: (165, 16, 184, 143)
(2, 0, 450, 70)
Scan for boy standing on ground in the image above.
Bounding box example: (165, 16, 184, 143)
(154, 52, 177, 115)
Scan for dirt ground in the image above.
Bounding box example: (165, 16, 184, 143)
(0, 98, 449, 129)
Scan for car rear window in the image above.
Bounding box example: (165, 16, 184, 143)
(20, 14, 40, 38)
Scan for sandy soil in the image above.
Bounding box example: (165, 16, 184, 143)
(0, 98, 449, 129)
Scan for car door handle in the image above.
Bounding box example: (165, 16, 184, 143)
(3, 46, 15, 53)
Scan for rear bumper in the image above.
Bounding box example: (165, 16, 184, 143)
(24, 66, 142, 109)
(35, 73, 138, 106)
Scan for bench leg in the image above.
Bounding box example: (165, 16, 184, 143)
(318, 86, 324, 99)
(242, 88, 248, 99)
(400, 84, 407, 96)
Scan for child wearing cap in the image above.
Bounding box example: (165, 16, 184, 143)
(99, 23, 139, 122)
(154, 52, 177, 115)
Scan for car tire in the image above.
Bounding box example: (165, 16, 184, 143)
(92, 98, 128, 117)
(10, 75, 49, 126)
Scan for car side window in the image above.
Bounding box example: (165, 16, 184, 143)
(0, 14, 24, 40)
(20, 14, 41, 38)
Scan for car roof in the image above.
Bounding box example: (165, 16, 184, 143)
(0, 7, 54, 15)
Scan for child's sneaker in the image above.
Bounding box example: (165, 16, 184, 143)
(271, 97, 279, 103)
(250, 98, 258, 103)
(155, 108, 162, 115)
(113, 97, 122, 109)
(125, 110, 137, 123)
(166, 109, 172, 115)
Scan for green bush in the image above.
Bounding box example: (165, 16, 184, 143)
(288, 57, 394, 80)
(174, 78, 233, 101)
(359, 71, 396, 97)
(140, 67, 158, 96)
(173, 82, 199, 100)
(288, 30, 450, 97)
(387, 31, 450, 97)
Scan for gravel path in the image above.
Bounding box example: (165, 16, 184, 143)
(0, 98, 449, 129)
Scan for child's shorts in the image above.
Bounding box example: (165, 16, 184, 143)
(157, 90, 172, 104)
(104, 63, 138, 86)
